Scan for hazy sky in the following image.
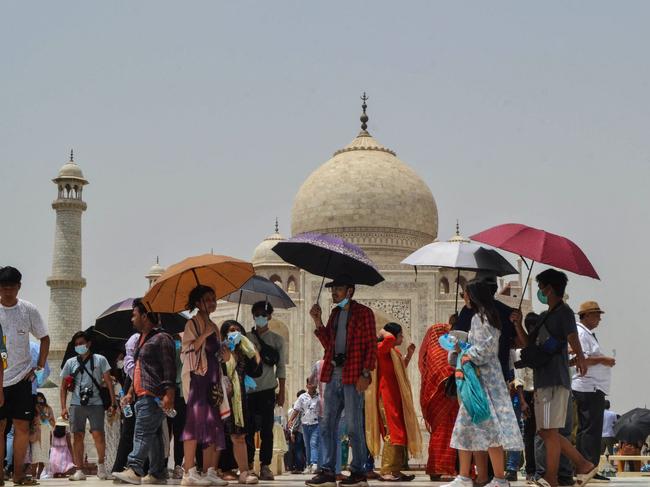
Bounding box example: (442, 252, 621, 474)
(2, 2, 648, 411)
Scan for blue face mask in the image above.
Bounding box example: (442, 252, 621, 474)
(254, 316, 268, 328)
(174, 340, 181, 351)
(227, 331, 242, 351)
(337, 297, 349, 309)
(537, 288, 548, 305)
(75, 344, 88, 355)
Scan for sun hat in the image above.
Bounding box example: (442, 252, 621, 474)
(578, 301, 605, 316)
(55, 417, 69, 427)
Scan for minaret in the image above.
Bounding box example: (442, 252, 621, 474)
(46, 150, 88, 361)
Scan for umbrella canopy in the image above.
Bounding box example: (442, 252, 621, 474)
(470, 223, 599, 279)
(60, 326, 126, 369)
(613, 408, 650, 443)
(222, 275, 296, 309)
(402, 241, 517, 276)
(95, 297, 190, 340)
(272, 233, 384, 286)
(143, 254, 255, 313)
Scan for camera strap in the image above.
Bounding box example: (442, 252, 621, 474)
(77, 355, 104, 393)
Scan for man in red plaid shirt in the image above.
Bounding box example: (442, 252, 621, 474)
(306, 275, 377, 487)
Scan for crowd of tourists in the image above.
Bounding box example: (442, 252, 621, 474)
(1, 263, 621, 487)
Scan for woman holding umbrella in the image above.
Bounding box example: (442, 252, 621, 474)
(180, 285, 228, 487)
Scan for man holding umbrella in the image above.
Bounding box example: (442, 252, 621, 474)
(307, 274, 377, 487)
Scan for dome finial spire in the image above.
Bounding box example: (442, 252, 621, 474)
(456, 219, 460, 236)
(275, 217, 279, 234)
(156, 255, 159, 264)
(359, 92, 370, 135)
(70, 149, 74, 163)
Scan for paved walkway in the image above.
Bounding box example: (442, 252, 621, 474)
(26, 474, 649, 487)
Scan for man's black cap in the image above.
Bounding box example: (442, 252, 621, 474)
(324, 274, 355, 288)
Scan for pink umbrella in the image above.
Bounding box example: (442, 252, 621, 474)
(470, 223, 599, 307)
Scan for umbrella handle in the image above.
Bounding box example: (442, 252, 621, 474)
(316, 253, 333, 304)
(454, 269, 461, 314)
(235, 290, 242, 321)
(518, 258, 534, 310)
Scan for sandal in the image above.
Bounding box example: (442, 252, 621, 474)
(13, 479, 40, 486)
(379, 475, 401, 482)
(577, 467, 599, 486)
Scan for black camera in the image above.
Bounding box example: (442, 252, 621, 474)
(332, 354, 346, 367)
(79, 387, 93, 406)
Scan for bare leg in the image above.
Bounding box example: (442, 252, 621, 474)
(458, 450, 473, 478)
(557, 435, 594, 473)
(474, 451, 489, 483)
(487, 446, 505, 480)
(12, 419, 30, 482)
(90, 431, 106, 464)
(36, 463, 44, 479)
(202, 445, 218, 471)
(232, 435, 249, 474)
(183, 440, 197, 471)
(539, 429, 560, 487)
(72, 432, 85, 470)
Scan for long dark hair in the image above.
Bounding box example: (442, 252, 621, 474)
(35, 392, 48, 407)
(187, 285, 215, 311)
(220, 320, 246, 340)
(53, 425, 67, 438)
(465, 280, 501, 330)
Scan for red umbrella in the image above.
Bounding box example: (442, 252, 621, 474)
(470, 223, 599, 306)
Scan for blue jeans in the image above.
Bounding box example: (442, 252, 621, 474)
(506, 394, 524, 471)
(321, 368, 368, 475)
(128, 396, 165, 477)
(302, 423, 321, 466)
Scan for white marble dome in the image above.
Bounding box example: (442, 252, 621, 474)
(252, 230, 288, 267)
(55, 151, 87, 182)
(291, 130, 438, 261)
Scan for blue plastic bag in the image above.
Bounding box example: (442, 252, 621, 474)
(456, 350, 491, 424)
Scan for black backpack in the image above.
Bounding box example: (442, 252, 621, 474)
(252, 327, 280, 367)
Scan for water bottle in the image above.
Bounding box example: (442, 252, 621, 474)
(119, 390, 133, 418)
(154, 397, 177, 418)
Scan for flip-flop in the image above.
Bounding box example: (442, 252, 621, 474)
(577, 467, 599, 486)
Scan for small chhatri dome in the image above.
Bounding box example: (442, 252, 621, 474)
(448, 221, 470, 243)
(146, 256, 165, 279)
(55, 149, 87, 182)
(291, 95, 438, 262)
(252, 220, 291, 268)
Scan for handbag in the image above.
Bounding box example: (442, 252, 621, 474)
(444, 373, 457, 398)
(515, 308, 566, 370)
(252, 328, 280, 367)
(209, 381, 224, 408)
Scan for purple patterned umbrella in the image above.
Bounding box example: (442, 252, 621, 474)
(271, 233, 384, 287)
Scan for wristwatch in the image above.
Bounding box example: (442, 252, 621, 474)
(361, 369, 371, 379)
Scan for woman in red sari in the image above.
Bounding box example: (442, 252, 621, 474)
(419, 323, 459, 481)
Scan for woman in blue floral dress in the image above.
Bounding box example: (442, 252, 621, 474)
(443, 280, 523, 487)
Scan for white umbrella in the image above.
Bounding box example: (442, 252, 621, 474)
(402, 226, 517, 311)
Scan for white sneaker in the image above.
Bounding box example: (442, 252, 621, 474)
(485, 480, 510, 487)
(205, 468, 228, 486)
(142, 474, 167, 485)
(309, 464, 318, 474)
(98, 464, 109, 480)
(181, 468, 211, 486)
(113, 469, 142, 485)
(441, 477, 473, 487)
(70, 470, 88, 481)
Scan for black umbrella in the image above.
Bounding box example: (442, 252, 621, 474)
(95, 297, 190, 340)
(60, 326, 126, 369)
(613, 408, 650, 443)
(222, 275, 295, 320)
(272, 232, 384, 301)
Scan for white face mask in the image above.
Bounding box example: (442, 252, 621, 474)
(116, 360, 124, 369)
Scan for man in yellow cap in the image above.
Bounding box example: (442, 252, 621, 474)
(571, 301, 616, 481)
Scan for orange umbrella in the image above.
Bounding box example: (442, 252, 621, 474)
(143, 254, 254, 313)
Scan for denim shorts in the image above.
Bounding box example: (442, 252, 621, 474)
(70, 405, 105, 433)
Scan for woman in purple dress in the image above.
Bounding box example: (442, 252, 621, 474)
(181, 285, 227, 486)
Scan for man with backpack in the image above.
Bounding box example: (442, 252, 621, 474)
(246, 301, 286, 480)
(60, 330, 116, 481)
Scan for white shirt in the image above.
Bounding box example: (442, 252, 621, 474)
(0, 299, 48, 386)
(571, 322, 611, 394)
(603, 409, 617, 437)
(293, 392, 321, 425)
